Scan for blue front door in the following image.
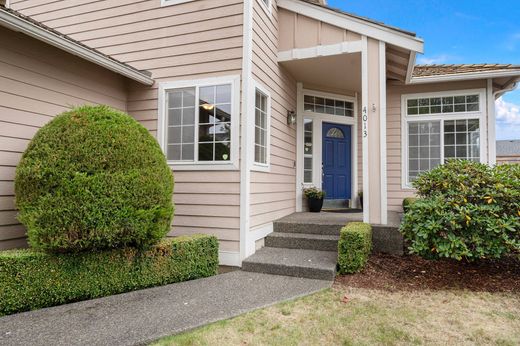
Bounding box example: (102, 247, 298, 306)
(322, 123, 351, 200)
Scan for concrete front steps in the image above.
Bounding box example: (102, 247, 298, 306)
(241, 211, 404, 281)
(242, 216, 345, 281)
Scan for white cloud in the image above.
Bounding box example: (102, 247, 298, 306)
(416, 54, 451, 65)
(495, 97, 520, 140)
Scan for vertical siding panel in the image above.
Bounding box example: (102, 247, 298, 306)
(250, 2, 297, 230)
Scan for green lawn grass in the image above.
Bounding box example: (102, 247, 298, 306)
(153, 287, 520, 346)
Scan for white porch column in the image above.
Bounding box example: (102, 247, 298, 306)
(361, 37, 387, 225)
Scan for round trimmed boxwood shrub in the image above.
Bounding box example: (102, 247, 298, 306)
(15, 105, 174, 253)
(400, 160, 519, 261)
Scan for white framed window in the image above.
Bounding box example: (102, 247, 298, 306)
(402, 89, 486, 188)
(158, 75, 240, 170)
(161, 0, 194, 7)
(251, 81, 271, 171)
(257, 0, 272, 15)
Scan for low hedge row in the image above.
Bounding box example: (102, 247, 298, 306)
(0, 235, 218, 316)
(338, 222, 372, 274)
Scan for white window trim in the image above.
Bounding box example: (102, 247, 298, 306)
(251, 79, 271, 172)
(296, 88, 359, 209)
(257, 0, 272, 16)
(401, 88, 487, 189)
(158, 75, 241, 171)
(161, 0, 193, 7)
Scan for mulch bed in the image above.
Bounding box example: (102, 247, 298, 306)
(335, 253, 520, 293)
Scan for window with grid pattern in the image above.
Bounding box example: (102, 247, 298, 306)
(304, 95, 354, 117)
(165, 83, 232, 163)
(404, 92, 483, 185)
(254, 89, 268, 165)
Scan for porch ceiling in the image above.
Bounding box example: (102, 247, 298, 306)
(280, 52, 362, 92)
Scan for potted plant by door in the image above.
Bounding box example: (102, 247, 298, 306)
(303, 186, 326, 212)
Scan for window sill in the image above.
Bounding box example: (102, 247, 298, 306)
(167, 162, 239, 171)
(161, 0, 194, 7)
(252, 163, 270, 172)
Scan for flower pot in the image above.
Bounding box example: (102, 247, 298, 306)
(308, 197, 324, 213)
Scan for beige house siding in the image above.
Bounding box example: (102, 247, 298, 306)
(9, 0, 245, 254)
(386, 79, 488, 212)
(250, 0, 297, 230)
(0, 27, 128, 250)
(278, 7, 361, 51)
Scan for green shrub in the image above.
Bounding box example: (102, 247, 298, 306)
(402, 197, 418, 212)
(15, 105, 174, 253)
(400, 160, 520, 261)
(0, 235, 218, 316)
(338, 222, 372, 274)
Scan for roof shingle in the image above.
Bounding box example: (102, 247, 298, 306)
(413, 64, 520, 78)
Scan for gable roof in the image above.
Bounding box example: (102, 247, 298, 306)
(411, 64, 520, 84)
(279, 0, 424, 53)
(0, 5, 154, 85)
(297, 0, 417, 38)
(496, 140, 520, 157)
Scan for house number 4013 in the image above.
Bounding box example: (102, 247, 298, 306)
(362, 106, 368, 138)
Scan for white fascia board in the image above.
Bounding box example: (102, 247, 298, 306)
(405, 51, 416, 84)
(278, 40, 363, 62)
(277, 0, 424, 53)
(0, 11, 154, 85)
(410, 70, 520, 84)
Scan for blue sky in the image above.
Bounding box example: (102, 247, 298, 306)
(327, 0, 520, 140)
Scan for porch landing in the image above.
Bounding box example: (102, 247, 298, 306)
(242, 211, 403, 281)
(275, 211, 401, 228)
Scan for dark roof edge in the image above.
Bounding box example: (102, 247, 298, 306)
(0, 5, 154, 85)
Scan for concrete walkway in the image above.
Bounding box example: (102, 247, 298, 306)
(0, 271, 331, 346)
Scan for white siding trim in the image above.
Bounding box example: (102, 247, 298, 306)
(157, 75, 241, 171)
(411, 70, 520, 84)
(277, 0, 424, 53)
(379, 41, 388, 225)
(296, 82, 305, 212)
(161, 0, 194, 7)
(239, 0, 254, 264)
(405, 51, 416, 84)
(487, 79, 496, 165)
(278, 40, 363, 62)
(219, 251, 241, 267)
(361, 35, 370, 223)
(251, 79, 272, 172)
(246, 223, 273, 257)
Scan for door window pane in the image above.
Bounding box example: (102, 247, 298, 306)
(303, 95, 354, 117)
(303, 119, 313, 183)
